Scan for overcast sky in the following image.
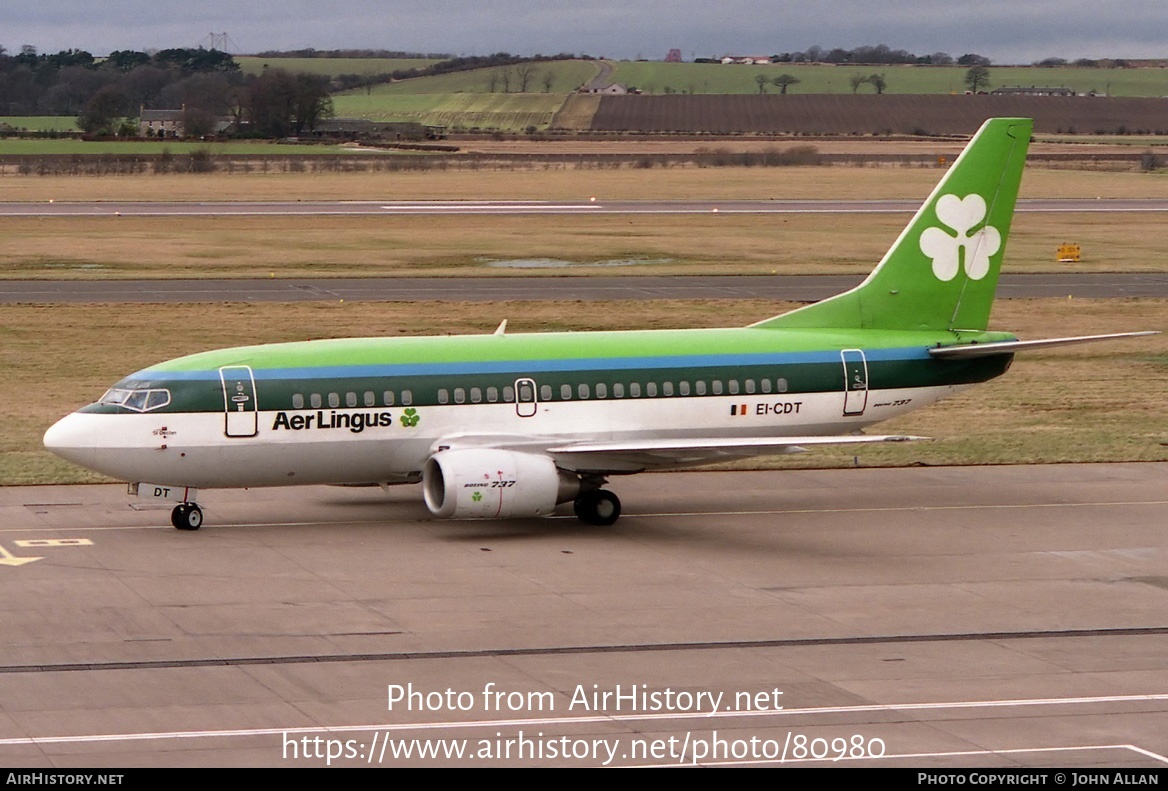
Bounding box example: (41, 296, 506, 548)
(5, 1, 1166, 64)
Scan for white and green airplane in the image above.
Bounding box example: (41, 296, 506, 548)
(43, 117, 1152, 530)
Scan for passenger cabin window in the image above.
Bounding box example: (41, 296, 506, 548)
(503, 386, 515, 403)
(540, 385, 552, 401)
(438, 389, 449, 404)
(596, 383, 607, 399)
(560, 384, 572, 400)
(662, 382, 674, 397)
(292, 393, 304, 409)
(712, 381, 723, 395)
(454, 388, 466, 404)
(364, 391, 376, 407)
(646, 382, 658, 397)
(471, 387, 483, 403)
(776, 378, 788, 393)
(696, 381, 707, 396)
(728, 380, 740, 395)
(328, 393, 340, 408)
(383, 390, 395, 406)
(310, 393, 322, 408)
(679, 381, 690, 396)
(630, 383, 641, 398)
(401, 390, 413, 406)
(578, 383, 590, 400)
(487, 387, 498, 403)
(613, 383, 625, 398)
(745, 379, 756, 394)
(761, 379, 772, 394)
(346, 392, 357, 408)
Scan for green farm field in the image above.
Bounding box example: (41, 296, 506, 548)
(610, 62, 1168, 97)
(235, 56, 440, 77)
(0, 116, 80, 132)
(6, 298, 1164, 485)
(0, 139, 363, 156)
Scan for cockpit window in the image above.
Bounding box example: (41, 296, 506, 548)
(99, 387, 171, 412)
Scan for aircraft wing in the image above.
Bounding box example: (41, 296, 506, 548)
(929, 331, 1158, 359)
(545, 434, 928, 472)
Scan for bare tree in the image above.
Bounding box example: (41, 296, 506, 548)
(755, 73, 769, 94)
(515, 63, 535, 92)
(772, 74, 800, 94)
(849, 73, 869, 93)
(541, 70, 554, 93)
(869, 73, 887, 94)
(500, 67, 512, 93)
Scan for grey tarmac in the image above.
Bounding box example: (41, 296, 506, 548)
(2, 273, 1167, 304)
(0, 463, 1164, 766)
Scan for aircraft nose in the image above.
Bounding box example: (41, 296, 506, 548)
(43, 413, 97, 468)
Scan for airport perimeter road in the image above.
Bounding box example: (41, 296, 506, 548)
(1, 198, 1168, 216)
(0, 463, 1164, 767)
(3, 273, 1168, 304)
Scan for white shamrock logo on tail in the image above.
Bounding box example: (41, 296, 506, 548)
(919, 194, 1001, 281)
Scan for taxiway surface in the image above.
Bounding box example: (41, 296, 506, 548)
(4, 273, 1168, 304)
(0, 463, 1164, 766)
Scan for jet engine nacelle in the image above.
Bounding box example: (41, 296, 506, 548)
(423, 449, 580, 519)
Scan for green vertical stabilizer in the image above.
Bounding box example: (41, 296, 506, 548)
(754, 117, 1032, 333)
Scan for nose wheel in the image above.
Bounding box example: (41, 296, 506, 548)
(573, 489, 621, 526)
(171, 503, 204, 531)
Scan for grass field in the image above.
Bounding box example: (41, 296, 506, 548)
(610, 62, 1168, 97)
(0, 116, 80, 132)
(326, 60, 600, 130)
(332, 92, 571, 131)
(266, 58, 1168, 98)
(0, 209, 1165, 279)
(6, 298, 1164, 485)
(1, 164, 1167, 279)
(236, 57, 440, 77)
(0, 139, 363, 156)
(2, 164, 1167, 203)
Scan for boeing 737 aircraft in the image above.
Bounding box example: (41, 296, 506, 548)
(43, 118, 1152, 529)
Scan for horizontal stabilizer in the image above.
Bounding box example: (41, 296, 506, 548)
(929, 331, 1159, 359)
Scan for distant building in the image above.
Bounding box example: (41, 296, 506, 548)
(580, 84, 631, 95)
(989, 86, 1077, 97)
(720, 56, 773, 65)
(139, 106, 233, 138)
(665, 49, 683, 63)
(139, 108, 184, 138)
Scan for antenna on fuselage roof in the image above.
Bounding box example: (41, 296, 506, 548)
(494, 320, 508, 336)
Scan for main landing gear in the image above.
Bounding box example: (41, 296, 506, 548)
(171, 503, 204, 531)
(573, 489, 621, 526)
